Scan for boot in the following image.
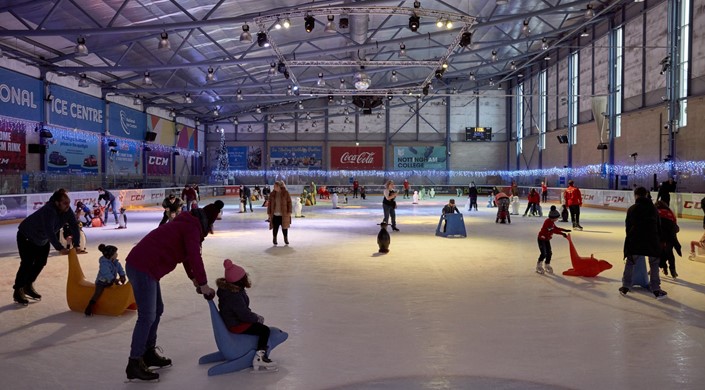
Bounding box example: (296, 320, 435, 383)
(125, 357, 159, 381)
(13, 288, 29, 306)
(252, 350, 277, 371)
(670, 267, 678, 279)
(142, 346, 172, 368)
(84, 300, 96, 316)
(283, 232, 289, 245)
(23, 284, 42, 300)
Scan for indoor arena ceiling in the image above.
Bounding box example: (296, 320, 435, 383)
(0, 0, 633, 123)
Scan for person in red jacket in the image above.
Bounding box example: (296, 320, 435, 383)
(124, 200, 224, 382)
(523, 188, 541, 217)
(536, 206, 571, 274)
(564, 180, 584, 230)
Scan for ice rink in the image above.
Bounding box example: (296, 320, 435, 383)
(1, 194, 705, 390)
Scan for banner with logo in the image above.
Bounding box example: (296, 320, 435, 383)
(47, 85, 104, 133)
(176, 124, 197, 150)
(148, 115, 176, 146)
(44, 128, 100, 173)
(146, 149, 172, 175)
(330, 146, 384, 170)
(393, 146, 447, 170)
(105, 139, 141, 174)
(108, 103, 146, 141)
(0, 117, 29, 170)
(0, 195, 27, 221)
(0, 68, 43, 122)
(269, 145, 322, 170)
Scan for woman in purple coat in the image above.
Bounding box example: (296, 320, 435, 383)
(124, 200, 224, 381)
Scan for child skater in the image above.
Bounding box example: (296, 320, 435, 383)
(84, 244, 126, 316)
(688, 229, 705, 260)
(656, 201, 682, 278)
(217, 259, 278, 372)
(441, 199, 461, 232)
(536, 206, 571, 274)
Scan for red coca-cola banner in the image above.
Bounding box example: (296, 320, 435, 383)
(330, 146, 384, 170)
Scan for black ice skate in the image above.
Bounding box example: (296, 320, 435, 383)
(23, 284, 42, 300)
(125, 357, 159, 382)
(142, 346, 172, 368)
(13, 288, 29, 306)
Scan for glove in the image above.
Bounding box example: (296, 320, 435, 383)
(256, 314, 265, 324)
(199, 284, 215, 300)
(119, 275, 126, 285)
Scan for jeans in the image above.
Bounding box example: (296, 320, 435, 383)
(14, 231, 50, 290)
(537, 239, 552, 264)
(382, 203, 396, 227)
(621, 255, 661, 292)
(127, 264, 164, 358)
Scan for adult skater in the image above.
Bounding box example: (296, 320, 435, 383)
(403, 178, 410, 199)
(240, 184, 253, 212)
(181, 184, 198, 211)
(159, 194, 183, 226)
(564, 180, 583, 230)
(541, 181, 548, 203)
(267, 181, 293, 245)
(124, 200, 224, 381)
(656, 177, 676, 207)
(13, 188, 80, 305)
(97, 187, 121, 225)
(382, 180, 400, 231)
(619, 187, 667, 299)
(352, 179, 359, 198)
(468, 182, 478, 211)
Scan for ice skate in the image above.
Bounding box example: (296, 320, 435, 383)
(575, 225, 583, 231)
(125, 358, 159, 382)
(535, 263, 545, 274)
(618, 287, 629, 296)
(689, 252, 696, 260)
(13, 288, 29, 306)
(142, 346, 172, 368)
(544, 264, 553, 274)
(23, 284, 42, 300)
(251, 350, 278, 373)
(653, 290, 668, 300)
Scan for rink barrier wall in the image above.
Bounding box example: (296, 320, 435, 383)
(0, 186, 703, 223)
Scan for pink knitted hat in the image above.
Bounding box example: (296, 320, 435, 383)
(223, 259, 246, 283)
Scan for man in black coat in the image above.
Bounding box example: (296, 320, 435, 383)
(619, 187, 667, 299)
(656, 178, 676, 206)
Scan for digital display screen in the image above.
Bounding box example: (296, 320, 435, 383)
(465, 127, 492, 141)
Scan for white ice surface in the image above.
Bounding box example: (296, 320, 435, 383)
(1, 195, 705, 390)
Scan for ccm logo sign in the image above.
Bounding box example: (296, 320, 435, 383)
(130, 194, 145, 201)
(148, 156, 170, 166)
(605, 196, 625, 203)
(583, 194, 595, 200)
(683, 201, 702, 209)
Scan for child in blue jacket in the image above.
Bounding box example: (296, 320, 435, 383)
(85, 244, 126, 316)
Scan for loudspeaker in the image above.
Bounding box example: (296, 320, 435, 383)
(145, 131, 157, 141)
(28, 144, 46, 153)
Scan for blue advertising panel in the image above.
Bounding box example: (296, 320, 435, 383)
(44, 128, 100, 173)
(227, 146, 247, 170)
(269, 145, 322, 170)
(105, 139, 142, 175)
(0, 67, 43, 122)
(393, 146, 447, 170)
(108, 103, 146, 141)
(47, 85, 104, 133)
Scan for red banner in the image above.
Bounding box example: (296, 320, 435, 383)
(146, 149, 171, 175)
(330, 146, 384, 170)
(0, 118, 28, 170)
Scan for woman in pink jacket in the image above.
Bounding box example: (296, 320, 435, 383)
(124, 200, 224, 382)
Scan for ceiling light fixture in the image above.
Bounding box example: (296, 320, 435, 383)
(282, 18, 291, 28)
(287, 85, 293, 96)
(580, 28, 589, 37)
(184, 93, 192, 104)
(353, 67, 371, 90)
(255, 105, 262, 114)
(339, 78, 346, 89)
(236, 89, 244, 101)
(542, 38, 549, 50)
(317, 73, 326, 87)
(390, 70, 398, 82)
(75, 37, 88, 56)
(213, 108, 220, 117)
(306, 112, 311, 120)
(522, 19, 530, 36)
(269, 62, 277, 75)
(206, 67, 216, 83)
(240, 24, 252, 43)
(511, 61, 517, 70)
(298, 101, 304, 110)
(399, 43, 407, 57)
(257, 32, 269, 47)
(169, 109, 177, 118)
(408, 15, 420, 32)
(142, 71, 153, 86)
(436, 18, 444, 28)
(338, 16, 348, 29)
(133, 95, 141, 105)
(459, 32, 472, 47)
(585, 4, 594, 19)
(491, 50, 498, 62)
(489, 78, 495, 86)
(446, 19, 453, 29)
(158, 31, 170, 50)
(305, 15, 315, 33)
(232, 116, 239, 125)
(325, 15, 336, 33)
(274, 19, 283, 29)
(469, 72, 475, 81)
(78, 73, 89, 88)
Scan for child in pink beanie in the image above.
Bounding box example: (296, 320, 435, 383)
(216, 259, 277, 372)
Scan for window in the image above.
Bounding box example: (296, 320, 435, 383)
(538, 70, 547, 150)
(516, 83, 524, 155)
(614, 26, 623, 137)
(678, 0, 690, 127)
(568, 51, 579, 145)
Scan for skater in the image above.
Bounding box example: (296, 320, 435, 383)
(541, 181, 548, 203)
(124, 200, 223, 381)
(536, 206, 571, 274)
(360, 185, 366, 200)
(267, 181, 292, 245)
(468, 182, 478, 211)
(117, 207, 128, 229)
(523, 188, 540, 217)
(564, 180, 583, 230)
(97, 187, 121, 225)
(456, 186, 463, 197)
(655, 201, 681, 278)
(159, 194, 183, 226)
(13, 188, 79, 306)
(181, 184, 198, 212)
(403, 179, 410, 199)
(84, 244, 126, 316)
(688, 228, 705, 260)
(619, 187, 667, 299)
(656, 178, 676, 207)
(240, 185, 253, 212)
(441, 199, 461, 232)
(217, 259, 278, 372)
(382, 180, 400, 232)
(352, 179, 359, 198)
(75, 201, 92, 225)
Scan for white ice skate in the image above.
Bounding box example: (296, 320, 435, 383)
(535, 263, 545, 274)
(689, 252, 696, 261)
(251, 350, 278, 374)
(544, 264, 553, 274)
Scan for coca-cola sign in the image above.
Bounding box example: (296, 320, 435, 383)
(330, 146, 384, 170)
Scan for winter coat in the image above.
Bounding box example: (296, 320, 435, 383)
(162, 197, 183, 212)
(216, 278, 259, 332)
(564, 185, 583, 207)
(538, 218, 569, 241)
(658, 209, 682, 262)
(181, 187, 197, 202)
(125, 211, 208, 285)
(623, 197, 661, 258)
(528, 192, 540, 204)
(468, 186, 478, 198)
(96, 256, 126, 283)
(442, 205, 460, 214)
(267, 188, 292, 229)
(19, 200, 80, 250)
